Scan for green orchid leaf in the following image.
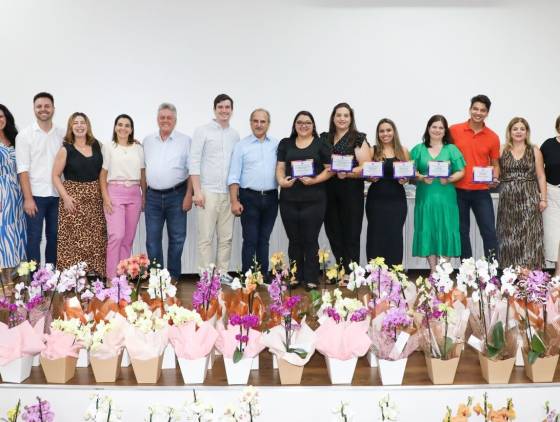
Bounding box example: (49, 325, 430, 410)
(530, 333, 546, 355)
(288, 348, 308, 359)
(491, 321, 505, 350)
(528, 350, 539, 364)
(233, 348, 243, 364)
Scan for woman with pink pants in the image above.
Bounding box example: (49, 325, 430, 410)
(100, 114, 146, 279)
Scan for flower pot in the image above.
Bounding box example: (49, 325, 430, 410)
(251, 355, 259, 370)
(478, 353, 515, 384)
(223, 356, 253, 385)
(522, 352, 559, 383)
(91, 353, 123, 383)
(272, 354, 278, 369)
(207, 349, 216, 370)
(131, 354, 163, 384)
(515, 344, 524, 367)
(277, 358, 304, 385)
(325, 356, 357, 384)
(0, 356, 33, 383)
(425, 355, 460, 384)
(161, 344, 176, 369)
(40, 356, 78, 383)
(177, 355, 210, 384)
(76, 348, 90, 368)
(32, 354, 40, 367)
(378, 358, 408, 385)
(366, 349, 378, 368)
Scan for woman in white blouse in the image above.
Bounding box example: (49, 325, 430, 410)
(100, 114, 146, 278)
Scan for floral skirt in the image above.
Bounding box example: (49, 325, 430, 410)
(57, 180, 107, 276)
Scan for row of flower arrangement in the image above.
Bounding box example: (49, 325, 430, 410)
(1, 252, 560, 387)
(2, 392, 560, 421)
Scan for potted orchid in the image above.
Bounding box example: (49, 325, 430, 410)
(473, 393, 516, 422)
(260, 272, 315, 384)
(83, 394, 122, 421)
(88, 315, 127, 383)
(514, 269, 560, 382)
(332, 401, 354, 422)
(20, 397, 55, 422)
(144, 404, 182, 422)
(315, 288, 371, 384)
(459, 257, 519, 383)
(192, 265, 222, 322)
(182, 390, 214, 421)
(1, 399, 21, 422)
(442, 397, 472, 422)
(379, 395, 399, 422)
(167, 304, 218, 384)
(543, 401, 559, 422)
(116, 253, 150, 302)
(222, 386, 260, 422)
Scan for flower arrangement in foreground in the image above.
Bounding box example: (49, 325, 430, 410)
(443, 393, 515, 422)
(543, 401, 559, 422)
(222, 386, 260, 422)
(83, 394, 122, 421)
(331, 401, 353, 422)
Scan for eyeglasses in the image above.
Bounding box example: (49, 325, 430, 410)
(295, 121, 313, 127)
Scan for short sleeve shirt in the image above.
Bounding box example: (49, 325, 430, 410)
(540, 137, 560, 185)
(450, 121, 500, 190)
(102, 142, 145, 182)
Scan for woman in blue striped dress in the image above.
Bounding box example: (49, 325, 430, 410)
(0, 104, 26, 286)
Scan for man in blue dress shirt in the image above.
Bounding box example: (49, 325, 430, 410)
(227, 109, 279, 276)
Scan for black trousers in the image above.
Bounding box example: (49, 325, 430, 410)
(324, 177, 364, 271)
(279, 194, 327, 284)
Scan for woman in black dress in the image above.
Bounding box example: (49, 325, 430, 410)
(366, 118, 410, 266)
(321, 103, 371, 273)
(276, 111, 332, 290)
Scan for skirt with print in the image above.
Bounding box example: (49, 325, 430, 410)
(56, 180, 107, 276)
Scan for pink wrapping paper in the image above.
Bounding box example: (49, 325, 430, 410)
(260, 321, 316, 365)
(0, 318, 46, 365)
(169, 321, 218, 360)
(41, 330, 81, 360)
(124, 325, 169, 360)
(89, 314, 127, 360)
(315, 319, 372, 360)
(215, 322, 265, 359)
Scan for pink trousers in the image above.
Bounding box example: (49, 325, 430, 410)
(105, 184, 142, 278)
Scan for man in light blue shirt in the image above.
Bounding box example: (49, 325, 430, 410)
(143, 103, 192, 279)
(228, 109, 279, 276)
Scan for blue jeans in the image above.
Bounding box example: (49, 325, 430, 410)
(25, 196, 59, 265)
(145, 186, 187, 279)
(239, 188, 279, 274)
(456, 188, 498, 260)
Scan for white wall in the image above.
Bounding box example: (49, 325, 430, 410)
(2, 0, 560, 146)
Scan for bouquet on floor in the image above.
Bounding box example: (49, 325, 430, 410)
(83, 394, 122, 422)
(116, 253, 150, 301)
(462, 258, 519, 360)
(512, 269, 560, 363)
(315, 288, 371, 360)
(167, 304, 218, 361)
(260, 272, 316, 366)
(124, 301, 168, 361)
(192, 265, 222, 322)
(415, 262, 470, 361)
(222, 386, 261, 422)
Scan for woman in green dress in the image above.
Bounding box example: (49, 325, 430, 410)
(411, 115, 466, 273)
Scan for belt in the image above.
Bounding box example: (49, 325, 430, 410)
(108, 180, 140, 187)
(241, 187, 278, 195)
(148, 181, 186, 194)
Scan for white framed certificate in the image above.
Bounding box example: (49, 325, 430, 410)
(291, 159, 314, 177)
(362, 161, 384, 178)
(331, 154, 354, 172)
(473, 166, 493, 183)
(393, 161, 415, 178)
(428, 160, 451, 178)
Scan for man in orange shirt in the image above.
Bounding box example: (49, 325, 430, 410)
(450, 95, 500, 260)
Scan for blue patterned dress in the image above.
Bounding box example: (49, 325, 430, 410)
(0, 144, 26, 267)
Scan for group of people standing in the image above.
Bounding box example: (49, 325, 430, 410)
(1, 93, 559, 289)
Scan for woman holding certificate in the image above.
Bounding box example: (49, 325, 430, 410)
(276, 111, 332, 290)
(497, 117, 545, 269)
(321, 103, 370, 274)
(411, 115, 465, 273)
(365, 118, 410, 266)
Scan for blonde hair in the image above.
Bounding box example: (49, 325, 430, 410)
(64, 112, 96, 146)
(504, 117, 531, 152)
(373, 118, 406, 161)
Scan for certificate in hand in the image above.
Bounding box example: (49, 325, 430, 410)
(428, 160, 451, 178)
(393, 161, 415, 178)
(331, 154, 354, 172)
(362, 161, 384, 178)
(473, 166, 493, 183)
(291, 159, 315, 177)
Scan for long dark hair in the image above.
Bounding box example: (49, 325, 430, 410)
(112, 114, 135, 145)
(290, 111, 318, 139)
(326, 102, 359, 148)
(373, 118, 407, 161)
(422, 114, 453, 147)
(0, 104, 18, 146)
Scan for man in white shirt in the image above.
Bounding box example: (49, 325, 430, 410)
(143, 103, 192, 280)
(15, 92, 64, 266)
(190, 94, 240, 272)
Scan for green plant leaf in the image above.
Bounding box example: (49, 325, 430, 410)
(491, 321, 505, 351)
(443, 337, 454, 359)
(288, 348, 308, 359)
(309, 290, 321, 307)
(487, 345, 499, 358)
(530, 333, 546, 355)
(528, 350, 539, 364)
(233, 348, 243, 364)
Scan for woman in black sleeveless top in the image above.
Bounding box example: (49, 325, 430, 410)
(366, 118, 409, 266)
(52, 112, 107, 275)
(321, 103, 371, 275)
